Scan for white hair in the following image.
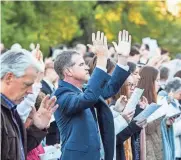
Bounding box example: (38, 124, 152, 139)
(165, 77, 181, 93)
(0, 49, 42, 79)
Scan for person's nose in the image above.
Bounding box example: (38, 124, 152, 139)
(85, 65, 90, 70)
(131, 84, 136, 90)
(137, 74, 141, 80)
(27, 86, 33, 94)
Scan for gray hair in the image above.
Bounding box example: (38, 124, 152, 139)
(160, 66, 170, 80)
(165, 77, 181, 93)
(0, 49, 42, 79)
(54, 50, 79, 79)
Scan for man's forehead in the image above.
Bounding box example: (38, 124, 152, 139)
(24, 66, 38, 77)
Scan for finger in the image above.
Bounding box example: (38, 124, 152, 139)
(100, 32, 104, 42)
(124, 96, 128, 102)
(127, 111, 135, 117)
(96, 31, 100, 41)
(122, 96, 127, 101)
(127, 115, 134, 121)
(136, 120, 145, 126)
(170, 119, 174, 124)
(136, 121, 147, 127)
(119, 31, 122, 44)
(142, 121, 147, 127)
(47, 96, 57, 110)
(122, 30, 126, 41)
(137, 119, 146, 124)
(125, 31, 129, 42)
(143, 96, 147, 103)
(122, 97, 127, 103)
(119, 95, 124, 100)
(51, 104, 59, 113)
(35, 44, 40, 60)
(92, 33, 96, 44)
(120, 95, 124, 98)
(36, 44, 40, 51)
(170, 118, 175, 123)
(129, 35, 132, 44)
(41, 95, 50, 109)
(124, 99, 128, 103)
(38, 51, 41, 61)
(142, 96, 146, 101)
(128, 112, 135, 118)
(103, 36, 107, 48)
(40, 52, 43, 60)
(29, 107, 36, 119)
(130, 111, 135, 116)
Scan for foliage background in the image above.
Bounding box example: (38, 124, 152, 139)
(1, 1, 181, 57)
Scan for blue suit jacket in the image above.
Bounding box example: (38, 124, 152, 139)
(54, 66, 130, 160)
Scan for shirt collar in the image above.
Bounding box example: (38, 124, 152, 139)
(0, 93, 16, 109)
(43, 78, 55, 91)
(58, 80, 83, 93)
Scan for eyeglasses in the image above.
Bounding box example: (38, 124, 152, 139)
(132, 71, 139, 75)
(127, 83, 136, 88)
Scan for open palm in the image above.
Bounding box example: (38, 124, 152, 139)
(33, 95, 58, 129)
(32, 44, 45, 72)
(87, 31, 109, 58)
(112, 30, 131, 57)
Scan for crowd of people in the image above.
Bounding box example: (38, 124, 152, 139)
(1, 30, 181, 160)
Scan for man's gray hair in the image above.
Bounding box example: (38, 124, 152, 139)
(160, 66, 169, 80)
(0, 49, 42, 79)
(54, 50, 79, 79)
(165, 77, 181, 93)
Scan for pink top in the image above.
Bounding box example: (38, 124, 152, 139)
(27, 144, 45, 160)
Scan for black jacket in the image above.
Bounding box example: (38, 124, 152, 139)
(116, 105, 144, 160)
(41, 79, 53, 95)
(1, 96, 47, 160)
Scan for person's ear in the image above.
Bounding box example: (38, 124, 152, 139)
(64, 68, 73, 77)
(2, 72, 15, 85)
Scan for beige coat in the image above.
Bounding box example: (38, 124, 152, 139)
(140, 118, 163, 160)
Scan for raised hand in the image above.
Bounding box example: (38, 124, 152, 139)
(113, 95, 128, 113)
(112, 30, 131, 57)
(35, 72, 44, 83)
(87, 31, 109, 59)
(32, 44, 45, 72)
(32, 44, 42, 60)
(32, 95, 58, 129)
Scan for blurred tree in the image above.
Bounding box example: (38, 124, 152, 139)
(1, 1, 181, 57)
(93, 1, 181, 56)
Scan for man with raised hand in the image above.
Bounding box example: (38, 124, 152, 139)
(0, 49, 58, 160)
(54, 30, 131, 160)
